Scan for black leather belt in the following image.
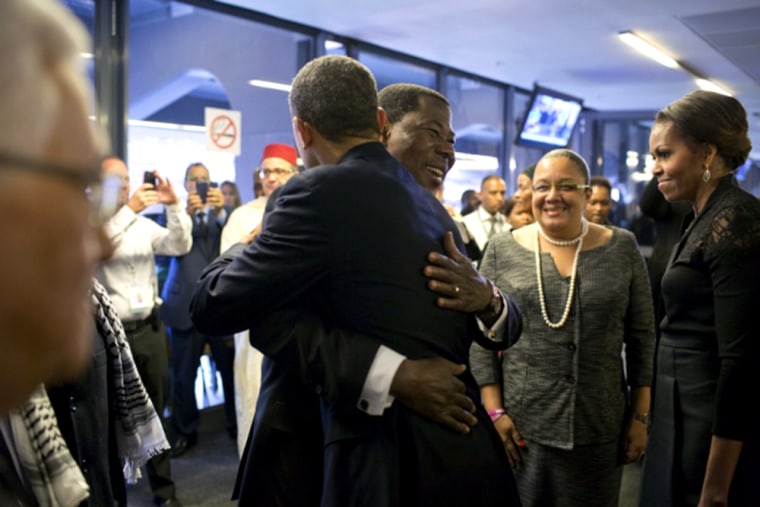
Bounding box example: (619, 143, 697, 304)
(121, 315, 153, 333)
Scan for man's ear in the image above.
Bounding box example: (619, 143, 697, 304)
(380, 124, 392, 144)
(292, 116, 313, 151)
(377, 107, 389, 143)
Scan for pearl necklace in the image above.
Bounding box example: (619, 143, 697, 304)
(537, 218, 589, 246)
(534, 221, 589, 329)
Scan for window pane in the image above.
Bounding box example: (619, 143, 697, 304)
(444, 74, 505, 213)
(357, 50, 436, 90)
(324, 39, 346, 55)
(60, 1, 95, 109)
(128, 1, 311, 204)
(599, 120, 654, 237)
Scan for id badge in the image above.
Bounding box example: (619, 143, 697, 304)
(128, 285, 152, 315)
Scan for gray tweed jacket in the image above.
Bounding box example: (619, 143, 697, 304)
(471, 226, 655, 449)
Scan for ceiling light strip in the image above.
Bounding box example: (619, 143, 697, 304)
(695, 78, 731, 96)
(618, 31, 733, 96)
(618, 31, 680, 69)
(248, 79, 292, 92)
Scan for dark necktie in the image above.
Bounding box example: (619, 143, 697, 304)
(198, 211, 207, 235)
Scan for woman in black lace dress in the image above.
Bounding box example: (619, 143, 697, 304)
(640, 90, 760, 506)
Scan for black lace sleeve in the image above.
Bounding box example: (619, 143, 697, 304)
(705, 203, 760, 261)
(704, 198, 760, 439)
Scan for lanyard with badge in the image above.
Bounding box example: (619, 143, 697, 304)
(120, 217, 158, 317)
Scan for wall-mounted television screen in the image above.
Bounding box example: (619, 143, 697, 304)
(516, 86, 584, 150)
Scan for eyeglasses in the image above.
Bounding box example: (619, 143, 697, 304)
(187, 174, 210, 182)
(0, 151, 100, 187)
(532, 182, 590, 194)
(259, 167, 295, 178)
(88, 174, 123, 225)
(0, 151, 116, 224)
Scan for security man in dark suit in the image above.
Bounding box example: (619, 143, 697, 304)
(191, 57, 521, 506)
(161, 163, 236, 456)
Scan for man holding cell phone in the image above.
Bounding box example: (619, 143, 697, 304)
(97, 156, 192, 506)
(161, 162, 237, 458)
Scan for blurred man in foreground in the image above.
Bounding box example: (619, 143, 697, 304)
(0, 0, 114, 504)
(0, 0, 112, 413)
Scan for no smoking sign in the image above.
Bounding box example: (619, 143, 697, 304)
(205, 107, 241, 155)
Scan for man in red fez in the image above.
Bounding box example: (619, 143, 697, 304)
(219, 142, 299, 454)
(221, 143, 298, 251)
(258, 143, 299, 197)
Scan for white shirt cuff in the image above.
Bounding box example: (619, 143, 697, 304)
(476, 291, 508, 341)
(357, 345, 406, 416)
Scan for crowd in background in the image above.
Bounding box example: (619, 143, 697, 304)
(1, 1, 759, 507)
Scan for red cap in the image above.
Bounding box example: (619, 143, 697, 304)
(261, 143, 298, 166)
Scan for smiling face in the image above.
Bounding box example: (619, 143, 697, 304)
(514, 173, 533, 208)
(649, 121, 704, 205)
(384, 95, 455, 193)
(509, 201, 534, 228)
(532, 156, 590, 236)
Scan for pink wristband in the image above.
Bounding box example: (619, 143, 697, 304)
(487, 408, 505, 422)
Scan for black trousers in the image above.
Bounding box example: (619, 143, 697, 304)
(235, 427, 324, 506)
(125, 318, 176, 501)
(166, 326, 236, 439)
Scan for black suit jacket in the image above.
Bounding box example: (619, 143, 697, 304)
(161, 206, 230, 330)
(191, 142, 521, 506)
(0, 434, 35, 506)
(48, 331, 125, 507)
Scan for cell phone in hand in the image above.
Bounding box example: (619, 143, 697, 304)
(196, 180, 209, 203)
(143, 170, 156, 187)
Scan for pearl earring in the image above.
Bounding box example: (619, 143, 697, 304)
(702, 165, 711, 183)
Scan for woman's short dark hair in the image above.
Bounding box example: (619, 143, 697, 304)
(539, 149, 590, 184)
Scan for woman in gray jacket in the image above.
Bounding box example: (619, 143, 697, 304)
(470, 149, 655, 507)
